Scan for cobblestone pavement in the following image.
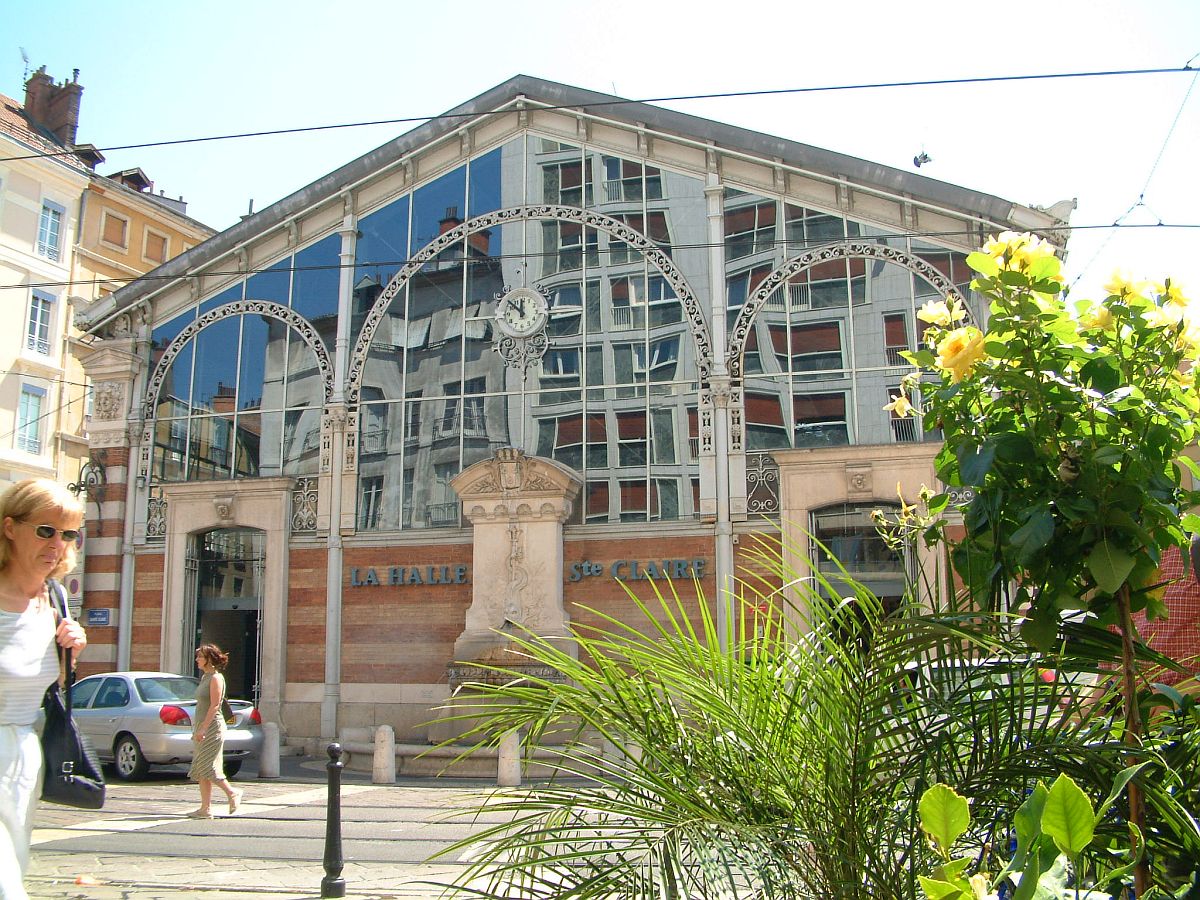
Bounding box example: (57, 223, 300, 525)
(25, 758, 508, 899)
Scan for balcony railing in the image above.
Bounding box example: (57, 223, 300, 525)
(425, 502, 459, 527)
(610, 305, 639, 330)
(885, 346, 911, 366)
(360, 428, 388, 454)
(891, 417, 919, 443)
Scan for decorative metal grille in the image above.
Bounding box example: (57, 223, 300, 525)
(746, 452, 780, 517)
(291, 476, 319, 532)
(146, 487, 167, 541)
(727, 242, 968, 381)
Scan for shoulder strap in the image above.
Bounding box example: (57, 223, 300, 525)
(46, 580, 76, 704)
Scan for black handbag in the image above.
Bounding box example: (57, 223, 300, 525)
(40, 581, 106, 809)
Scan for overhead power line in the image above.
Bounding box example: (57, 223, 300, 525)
(1, 66, 1194, 164)
(3, 221, 1197, 296)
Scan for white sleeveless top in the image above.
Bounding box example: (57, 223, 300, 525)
(0, 600, 58, 726)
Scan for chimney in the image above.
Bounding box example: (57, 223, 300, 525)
(438, 206, 462, 235)
(23, 66, 84, 146)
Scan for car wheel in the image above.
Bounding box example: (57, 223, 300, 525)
(223, 760, 242, 779)
(113, 735, 150, 781)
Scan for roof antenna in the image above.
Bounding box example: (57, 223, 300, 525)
(913, 150, 932, 168)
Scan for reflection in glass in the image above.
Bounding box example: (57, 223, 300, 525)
(238, 315, 270, 412)
(199, 285, 240, 319)
(466, 145, 506, 218)
(292, 235, 340, 338)
(281, 408, 318, 474)
(283, 332, 325, 411)
(412, 167, 467, 251)
(156, 342, 194, 419)
(191, 316, 242, 413)
(246, 259, 291, 304)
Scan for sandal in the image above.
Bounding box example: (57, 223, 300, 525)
(228, 788, 243, 815)
(186, 809, 213, 819)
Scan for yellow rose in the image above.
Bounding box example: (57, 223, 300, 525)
(1154, 279, 1191, 318)
(1103, 271, 1149, 299)
(883, 393, 915, 417)
(1143, 305, 1183, 329)
(1079, 302, 1114, 330)
(917, 299, 966, 327)
(936, 327, 987, 382)
(983, 231, 1058, 273)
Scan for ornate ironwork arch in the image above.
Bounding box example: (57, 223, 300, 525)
(345, 205, 713, 404)
(143, 300, 334, 420)
(725, 242, 967, 381)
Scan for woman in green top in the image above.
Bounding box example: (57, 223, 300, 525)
(186, 644, 243, 818)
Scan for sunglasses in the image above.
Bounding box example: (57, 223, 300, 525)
(23, 522, 84, 548)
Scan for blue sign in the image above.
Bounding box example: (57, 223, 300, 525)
(86, 608, 111, 627)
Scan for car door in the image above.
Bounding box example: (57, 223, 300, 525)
(73, 675, 131, 758)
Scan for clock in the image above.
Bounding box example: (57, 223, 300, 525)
(495, 287, 549, 339)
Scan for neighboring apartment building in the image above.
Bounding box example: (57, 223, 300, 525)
(0, 69, 90, 490)
(74, 76, 1079, 745)
(1, 67, 214, 612)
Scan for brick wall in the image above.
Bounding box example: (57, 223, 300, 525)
(1138, 545, 1200, 682)
(285, 547, 331, 682)
(341, 544, 473, 684)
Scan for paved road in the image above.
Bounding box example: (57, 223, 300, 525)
(26, 755, 516, 899)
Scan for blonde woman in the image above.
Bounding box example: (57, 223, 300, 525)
(0, 479, 87, 900)
(186, 643, 242, 818)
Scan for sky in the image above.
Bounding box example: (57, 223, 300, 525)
(4, 0, 1198, 304)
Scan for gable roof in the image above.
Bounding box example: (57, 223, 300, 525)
(83, 75, 1069, 334)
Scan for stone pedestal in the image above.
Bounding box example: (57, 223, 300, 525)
(450, 448, 582, 662)
(428, 450, 581, 745)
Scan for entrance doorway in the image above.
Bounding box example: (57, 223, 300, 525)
(187, 528, 264, 704)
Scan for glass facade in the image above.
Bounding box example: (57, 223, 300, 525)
(145, 131, 974, 531)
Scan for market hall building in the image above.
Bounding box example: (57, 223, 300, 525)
(72, 76, 1072, 748)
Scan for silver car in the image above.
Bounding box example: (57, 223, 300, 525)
(65, 671, 263, 781)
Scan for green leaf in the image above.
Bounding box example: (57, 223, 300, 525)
(919, 783, 971, 853)
(904, 348, 937, 368)
(1181, 511, 1200, 533)
(1020, 609, 1059, 651)
(966, 251, 999, 277)
(1094, 762, 1151, 822)
(1010, 837, 1061, 900)
(931, 857, 973, 882)
(1012, 783, 1049, 865)
(1080, 357, 1120, 394)
(1041, 774, 1094, 856)
(918, 876, 971, 900)
(958, 442, 997, 486)
(999, 269, 1030, 287)
(1086, 540, 1136, 594)
(1011, 509, 1055, 564)
(1028, 254, 1062, 281)
(1090, 444, 1124, 466)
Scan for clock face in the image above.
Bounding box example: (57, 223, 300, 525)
(496, 287, 548, 338)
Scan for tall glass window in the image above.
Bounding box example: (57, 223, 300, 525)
(37, 201, 64, 261)
(26, 291, 54, 355)
(16, 385, 45, 453)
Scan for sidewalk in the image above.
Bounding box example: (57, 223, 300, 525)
(26, 754, 504, 899)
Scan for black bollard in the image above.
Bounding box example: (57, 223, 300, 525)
(320, 742, 346, 898)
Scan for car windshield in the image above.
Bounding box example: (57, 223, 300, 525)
(136, 676, 199, 703)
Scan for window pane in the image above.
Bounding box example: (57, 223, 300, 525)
(292, 235, 340, 338)
(190, 316, 242, 413)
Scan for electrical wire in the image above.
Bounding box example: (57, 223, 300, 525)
(1, 66, 1194, 164)
(2, 220, 1197, 295)
(1069, 64, 1200, 287)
